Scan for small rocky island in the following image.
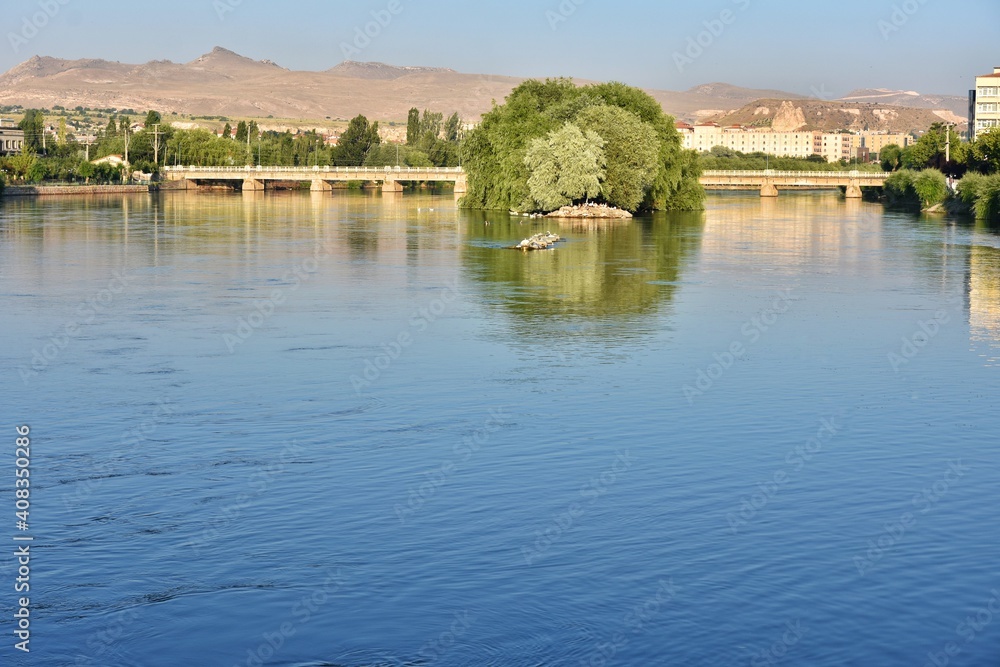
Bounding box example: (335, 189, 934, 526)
(546, 203, 633, 219)
(514, 232, 562, 251)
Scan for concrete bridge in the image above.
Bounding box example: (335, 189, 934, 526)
(162, 165, 467, 193)
(162, 165, 888, 199)
(700, 170, 890, 198)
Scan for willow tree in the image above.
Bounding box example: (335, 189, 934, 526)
(525, 123, 605, 211)
(576, 105, 658, 211)
(461, 78, 704, 213)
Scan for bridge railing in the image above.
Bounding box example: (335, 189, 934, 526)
(163, 165, 465, 174)
(701, 170, 890, 179)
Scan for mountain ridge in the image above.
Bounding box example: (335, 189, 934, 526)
(0, 48, 965, 132)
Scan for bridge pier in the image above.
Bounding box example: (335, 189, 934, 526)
(760, 181, 779, 198)
(845, 181, 863, 199)
(311, 179, 332, 192)
(381, 178, 403, 194)
(454, 175, 468, 195)
(242, 178, 264, 192)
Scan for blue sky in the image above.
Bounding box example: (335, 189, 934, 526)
(1, 0, 997, 96)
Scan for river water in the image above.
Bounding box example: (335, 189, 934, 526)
(1, 191, 998, 666)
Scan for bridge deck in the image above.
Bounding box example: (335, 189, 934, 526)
(164, 165, 464, 180)
(701, 170, 889, 187)
(162, 166, 889, 196)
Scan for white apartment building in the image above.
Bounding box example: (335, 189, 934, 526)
(972, 66, 1000, 139)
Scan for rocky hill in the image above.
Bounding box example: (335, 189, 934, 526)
(837, 88, 968, 119)
(708, 98, 965, 134)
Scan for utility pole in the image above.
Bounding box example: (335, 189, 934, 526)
(124, 124, 130, 182)
(152, 123, 162, 166)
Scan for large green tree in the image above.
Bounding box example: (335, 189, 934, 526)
(406, 108, 420, 146)
(19, 109, 45, 154)
(970, 127, 1000, 174)
(576, 105, 659, 211)
(462, 78, 703, 212)
(879, 144, 903, 171)
(525, 123, 606, 211)
(902, 124, 966, 173)
(445, 112, 461, 142)
(333, 114, 381, 166)
(419, 110, 443, 144)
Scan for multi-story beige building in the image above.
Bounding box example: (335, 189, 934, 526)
(972, 66, 1000, 139)
(677, 123, 822, 159)
(819, 133, 853, 163)
(676, 123, 909, 163)
(853, 133, 911, 156)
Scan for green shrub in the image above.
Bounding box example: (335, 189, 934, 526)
(884, 169, 919, 209)
(974, 174, 1000, 221)
(956, 172, 986, 207)
(913, 169, 947, 208)
(885, 168, 947, 210)
(955, 172, 1000, 221)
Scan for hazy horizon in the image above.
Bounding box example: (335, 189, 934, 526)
(1, 0, 998, 97)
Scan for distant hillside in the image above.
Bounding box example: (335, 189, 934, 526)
(0, 48, 521, 122)
(708, 98, 965, 134)
(0, 47, 817, 124)
(0, 48, 963, 131)
(838, 88, 967, 120)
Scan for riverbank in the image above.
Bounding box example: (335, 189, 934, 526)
(2, 184, 153, 197)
